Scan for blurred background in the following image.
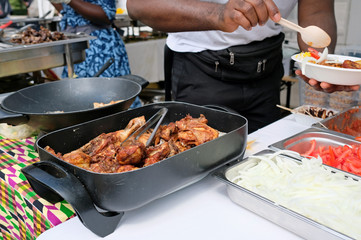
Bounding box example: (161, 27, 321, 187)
(2, 0, 361, 111)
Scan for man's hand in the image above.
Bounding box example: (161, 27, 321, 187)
(295, 69, 360, 93)
(127, 0, 280, 33)
(220, 0, 281, 32)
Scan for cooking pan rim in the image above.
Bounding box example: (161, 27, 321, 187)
(1, 77, 142, 115)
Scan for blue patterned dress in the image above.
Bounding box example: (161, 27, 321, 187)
(59, 0, 130, 78)
(59, 0, 142, 108)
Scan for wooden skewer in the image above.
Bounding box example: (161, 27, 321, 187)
(276, 104, 294, 113)
(276, 105, 328, 129)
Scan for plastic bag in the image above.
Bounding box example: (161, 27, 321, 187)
(0, 123, 38, 139)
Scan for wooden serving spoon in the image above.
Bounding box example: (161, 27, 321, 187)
(278, 18, 331, 48)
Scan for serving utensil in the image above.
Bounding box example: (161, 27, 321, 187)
(121, 107, 168, 147)
(278, 18, 331, 48)
(0, 20, 13, 40)
(0, 20, 13, 30)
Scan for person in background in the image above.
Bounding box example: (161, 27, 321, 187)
(0, 0, 11, 18)
(49, 0, 129, 78)
(126, 0, 344, 132)
(49, 0, 142, 108)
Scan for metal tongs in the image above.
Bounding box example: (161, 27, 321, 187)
(0, 20, 13, 38)
(121, 107, 168, 147)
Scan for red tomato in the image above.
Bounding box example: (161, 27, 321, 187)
(308, 47, 320, 60)
(328, 146, 337, 167)
(303, 139, 361, 176)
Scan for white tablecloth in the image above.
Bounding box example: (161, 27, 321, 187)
(125, 39, 166, 83)
(37, 114, 309, 240)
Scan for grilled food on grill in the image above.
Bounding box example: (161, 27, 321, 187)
(10, 26, 67, 44)
(45, 114, 219, 173)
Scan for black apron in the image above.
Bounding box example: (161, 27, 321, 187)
(168, 33, 285, 133)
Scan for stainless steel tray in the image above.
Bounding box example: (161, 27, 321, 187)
(312, 106, 361, 139)
(269, 127, 360, 153)
(0, 33, 96, 78)
(213, 149, 356, 240)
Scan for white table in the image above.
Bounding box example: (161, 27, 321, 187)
(125, 39, 166, 83)
(37, 114, 310, 240)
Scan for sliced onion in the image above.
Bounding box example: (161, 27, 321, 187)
(316, 47, 328, 63)
(231, 150, 361, 239)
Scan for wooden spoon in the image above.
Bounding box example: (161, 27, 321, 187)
(278, 18, 331, 48)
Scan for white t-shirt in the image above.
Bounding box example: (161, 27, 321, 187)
(167, 0, 298, 52)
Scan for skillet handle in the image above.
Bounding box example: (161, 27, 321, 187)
(121, 74, 149, 89)
(21, 161, 124, 237)
(0, 107, 29, 125)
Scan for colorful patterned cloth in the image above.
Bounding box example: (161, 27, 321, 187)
(0, 135, 75, 240)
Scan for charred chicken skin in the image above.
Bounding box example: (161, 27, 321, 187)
(45, 114, 219, 173)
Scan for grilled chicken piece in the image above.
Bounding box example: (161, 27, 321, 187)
(158, 122, 177, 141)
(44, 146, 92, 169)
(81, 116, 146, 156)
(143, 141, 171, 167)
(342, 60, 361, 69)
(136, 130, 152, 146)
(44, 146, 63, 159)
(176, 114, 219, 146)
(116, 165, 139, 173)
(167, 139, 181, 157)
(62, 150, 92, 169)
(89, 158, 120, 173)
(115, 141, 145, 165)
(89, 142, 144, 173)
(172, 140, 191, 153)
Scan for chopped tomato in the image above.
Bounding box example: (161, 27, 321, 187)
(308, 47, 320, 60)
(302, 139, 316, 157)
(302, 139, 361, 176)
(328, 146, 337, 166)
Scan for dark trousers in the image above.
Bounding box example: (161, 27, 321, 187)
(166, 33, 285, 133)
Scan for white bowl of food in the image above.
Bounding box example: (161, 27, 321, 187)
(292, 52, 361, 85)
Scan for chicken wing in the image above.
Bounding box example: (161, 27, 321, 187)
(81, 116, 146, 156)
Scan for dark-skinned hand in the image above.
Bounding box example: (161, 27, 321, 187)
(295, 69, 360, 93)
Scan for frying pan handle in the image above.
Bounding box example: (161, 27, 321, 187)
(0, 107, 29, 125)
(93, 57, 114, 77)
(121, 74, 149, 89)
(21, 162, 124, 237)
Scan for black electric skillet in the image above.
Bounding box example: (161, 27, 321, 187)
(0, 75, 148, 132)
(22, 102, 248, 237)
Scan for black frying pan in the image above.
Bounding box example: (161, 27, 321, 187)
(0, 75, 148, 132)
(22, 102, 248, 237)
